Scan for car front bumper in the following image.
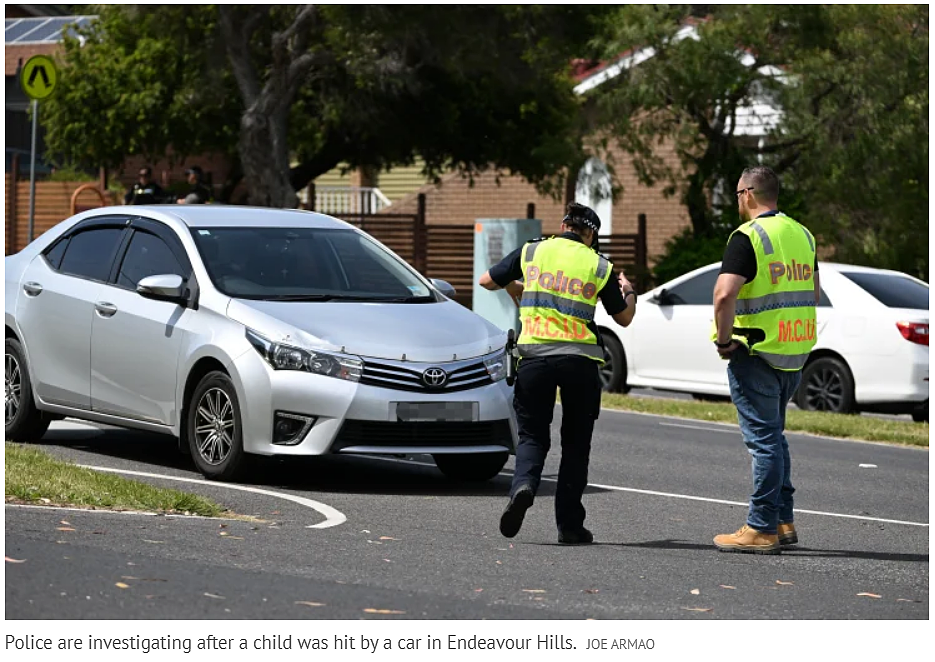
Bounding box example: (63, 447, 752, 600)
(230, 350, 517, 457)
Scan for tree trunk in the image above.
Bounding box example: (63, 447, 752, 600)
(239, 107, 297, 207)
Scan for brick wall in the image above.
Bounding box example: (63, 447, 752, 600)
(389, 140, 690, 266)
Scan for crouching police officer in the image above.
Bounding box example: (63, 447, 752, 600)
(479, 202, 637, 544)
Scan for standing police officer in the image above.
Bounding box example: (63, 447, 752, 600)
(712, 166, 819, 554)
(479, 202, 637, 544)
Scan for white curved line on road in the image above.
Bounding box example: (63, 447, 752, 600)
(78, 465, 347, 529)
(360, 456, 929, 528)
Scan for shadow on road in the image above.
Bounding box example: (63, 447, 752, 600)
(35, 426, 611, 499)
(601, 539, 929, 563)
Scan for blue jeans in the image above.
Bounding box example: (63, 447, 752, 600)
(727, 348, 802, 534)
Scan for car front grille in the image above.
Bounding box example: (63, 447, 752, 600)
(332, 420, 513, 451)
(360, 359, 493, 393)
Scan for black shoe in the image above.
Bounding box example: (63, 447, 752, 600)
(558, 527, 594, 545)
(499, 486, 534, 538)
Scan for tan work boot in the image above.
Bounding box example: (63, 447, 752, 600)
(778, 522, 798, 546)
(713, 525, 780, 555)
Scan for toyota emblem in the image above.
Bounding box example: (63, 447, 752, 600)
(422, 367, 448, 388)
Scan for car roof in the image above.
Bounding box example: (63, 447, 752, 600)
(91, 205, 354, 230)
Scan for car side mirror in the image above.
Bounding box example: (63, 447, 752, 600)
(649, 288, 670, 306)
(430, 278, 457, 299)
(137, 274, 187, 305)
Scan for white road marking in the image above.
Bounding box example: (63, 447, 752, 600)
(359, 456, 929, 528)
(859, 464, 878, 469)
(77, 465, 347, 529)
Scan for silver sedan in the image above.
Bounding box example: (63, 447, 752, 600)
(5, 206, 516, 481)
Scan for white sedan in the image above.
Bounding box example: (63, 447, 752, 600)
(595, 262, 929, 421)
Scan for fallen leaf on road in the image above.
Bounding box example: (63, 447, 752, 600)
(5, 557, 26, 563)
(383, 559, 392, 563)
(583, 589, 599, 594)
(522, 589, 546, 594)
(39, 498, 51, 504)
(496, 561, 502, 565)
(681, 607, 713, 612)
(60, 520, 71, 526)
(896, 598, 919, 603)
(720, 585, 736, 590)
(776, 581, 794, 586)
(142, 540, 164, 544)
(364, 608, 405, 615)
(204, 593, 226, 600)
(122, 576, 139, 581)
(690, 589, 700, 595)
(379, 536, 397, 541)
(857, 593, 881, 599)
(367, 540, 383, 545)
(56, 527, 75, 532)
(295, 601, 325, 607)
(219, 523, 227, 528)
(474, 589, 484, 593)
(271, 511, 281, 515)
(115, 582, 130, 589)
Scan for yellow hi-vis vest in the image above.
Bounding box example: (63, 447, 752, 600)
(518, 236, 613, 362)
(714, 212, 818, 371)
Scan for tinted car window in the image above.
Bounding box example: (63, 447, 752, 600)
(191, 227, 432, 301)
(841, 271, 929, 310)
(43, 237, 70, 270)
(58, 228, 124, 281)
(116, 231, 185, 289)
(664, 268, 720, 305)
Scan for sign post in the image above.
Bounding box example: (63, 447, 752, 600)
(20, 54, 58, 244)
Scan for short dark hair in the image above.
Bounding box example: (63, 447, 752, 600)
(563, 202, 601, 233)
(139, 166, 152, 177)
(741, 166, 780, 203)
(185, 166, 203, 179)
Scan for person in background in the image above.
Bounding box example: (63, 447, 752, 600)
(177, 166, 213, 204)
(124, 166, 166, 205)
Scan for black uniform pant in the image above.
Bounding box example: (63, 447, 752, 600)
(510, 354, 602, 532)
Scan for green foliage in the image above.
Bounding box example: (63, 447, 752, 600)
(47, 163, 96, 182)
(589, 5, 928, 278)
(779, 5, 929, 279)
(652, 220, 733, 286)
(42, 5, 609, 200)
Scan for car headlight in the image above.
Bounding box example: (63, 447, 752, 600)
(246, 329, 362, 382)
(484, 350, 507, 383)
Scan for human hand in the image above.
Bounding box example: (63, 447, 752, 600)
(618, 270, 634, 294)
(504, 280, 524, 308)
(716, 340, 741, 357)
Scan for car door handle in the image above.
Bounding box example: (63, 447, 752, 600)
(23, 282, 43, 296)
(94, 301, 118, 318)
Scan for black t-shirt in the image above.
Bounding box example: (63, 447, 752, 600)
(125, 182, 165, 205)
(183, 184, 213, 204)
(488, 232, 628, 315)
(719, 216, 818, 283)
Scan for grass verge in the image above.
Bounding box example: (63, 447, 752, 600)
(600, 394, 929, 448)
(5, 442, 226, 516)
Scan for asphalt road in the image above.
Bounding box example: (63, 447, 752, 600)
(6, 409, 928, 620)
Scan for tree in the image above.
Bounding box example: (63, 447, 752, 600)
(587, 5, 928, 278)
(43, 5, 608, 207)
(780, 5, 928, 279)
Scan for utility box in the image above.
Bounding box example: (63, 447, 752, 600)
(473, 218, 542, 333)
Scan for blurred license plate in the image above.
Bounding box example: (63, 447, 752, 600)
(393, 402, 478, 422)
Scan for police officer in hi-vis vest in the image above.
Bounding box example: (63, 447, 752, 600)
(712, 166, 819, 555)
(479, 203, 636, 544)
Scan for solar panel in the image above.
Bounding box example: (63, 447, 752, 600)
(5, 19, 40, 43)
(4, 16, 95, 44)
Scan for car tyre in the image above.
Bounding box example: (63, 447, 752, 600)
(796, 356, 856, 414)
(600, 334, 628, 393)
(912, 401, 928, 423)
(5, 337, 51, 442)
(433, 452, 508, 482)
(187, 371, 248, 481)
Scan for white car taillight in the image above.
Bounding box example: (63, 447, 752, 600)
(896, 322, 929, 346)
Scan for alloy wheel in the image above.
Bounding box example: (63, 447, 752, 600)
(194, 387, 235, 465)
(804, 366, 844, 411)
(5, 352, 21, 421)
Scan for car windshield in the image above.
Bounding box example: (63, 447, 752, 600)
(840, 271, 929, 310)
(190, 227, 434, 301)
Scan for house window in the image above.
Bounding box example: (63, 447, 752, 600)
(575, 157, 613, 235)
